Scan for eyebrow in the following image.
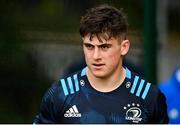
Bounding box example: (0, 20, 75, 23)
(83, 42, 112, 47)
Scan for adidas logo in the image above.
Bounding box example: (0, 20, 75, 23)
(64, 105, 81, 117)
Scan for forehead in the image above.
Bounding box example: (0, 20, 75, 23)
(83, 33, 118, 44)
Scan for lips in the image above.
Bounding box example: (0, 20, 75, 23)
(93, 64, 105, 66)
(92, 63, 105, 69)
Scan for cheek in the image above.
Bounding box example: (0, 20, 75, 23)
(106, 51, 121, 64)
(83, 48, 88, 56)
(83, 50, 91, 62)
(110, 55, 120, 62)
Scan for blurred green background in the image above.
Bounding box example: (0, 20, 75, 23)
(0, 0, 179, 123)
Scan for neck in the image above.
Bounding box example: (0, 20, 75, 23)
(87, 65, 126, 92)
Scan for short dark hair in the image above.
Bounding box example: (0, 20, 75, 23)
(79, 4, 128, 41)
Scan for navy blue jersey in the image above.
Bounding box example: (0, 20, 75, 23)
(33, 67, 169, 124)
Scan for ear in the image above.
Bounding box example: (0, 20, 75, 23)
(120, 39, 130, 56)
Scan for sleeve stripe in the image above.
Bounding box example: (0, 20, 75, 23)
(81, 67, 87, 76)
(125, 67, 131, 79)
(60, 79, 69, 96)
(130, 75, 139, 94)
(67, 77, 75, 94)
(73, 74, 80, 92)
(141, 82, 151, 99)
(136, 79, 145, 97)
(60, 73, 81, 96)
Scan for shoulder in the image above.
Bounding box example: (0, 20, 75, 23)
(40, 67, 87, 110)
(125, 67, 163, 102)
(42, 67, 87, 103)
(41, 81, 64, 106)
(125, 67, 168, 121)
(58, 67, 87, 96)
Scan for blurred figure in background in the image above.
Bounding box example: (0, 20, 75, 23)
(159, 67, 180, 124)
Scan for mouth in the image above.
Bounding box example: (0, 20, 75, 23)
(92, 63, 105, 68)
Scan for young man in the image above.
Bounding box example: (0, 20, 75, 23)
(33, 4, 169, 124)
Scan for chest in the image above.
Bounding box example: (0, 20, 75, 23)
(60, 92, 150, 123)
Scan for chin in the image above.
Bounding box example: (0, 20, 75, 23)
(92, 71, 108, 78)
(88, 66, 109, 78)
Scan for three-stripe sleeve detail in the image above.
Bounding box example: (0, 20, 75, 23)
(60, 79, 69, 96)
(67, 77, 75, 94)
(130, 75, 151, 99)
(136, 79, 145, 97)
(142, 82, 151, 99)
(130, 76, 139, 94)
(73, 74, 79, 92)
(60, 74, 80, 96)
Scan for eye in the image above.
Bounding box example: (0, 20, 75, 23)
(84, 43, 94, 50)
(99, 44, 111, 51)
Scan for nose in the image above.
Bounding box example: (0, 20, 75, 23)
(93, 47, 101, 60)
